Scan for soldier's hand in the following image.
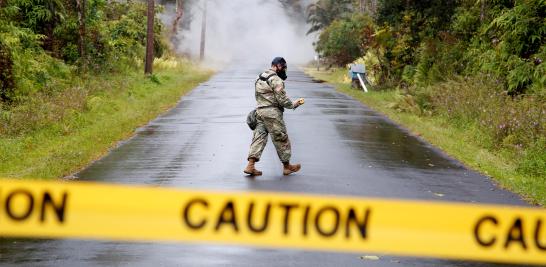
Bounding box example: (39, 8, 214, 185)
(294, 98, 305, 108)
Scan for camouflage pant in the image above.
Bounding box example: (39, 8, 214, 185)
(247, 107, 291, 163)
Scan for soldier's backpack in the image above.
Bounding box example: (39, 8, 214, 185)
(258, 72, 278, 84)
(246, 72, 280, 131)
(256, 72, 284, 112)
(246, 109, 258, 130)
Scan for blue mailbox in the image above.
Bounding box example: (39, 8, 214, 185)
(348, 64, 368, 92)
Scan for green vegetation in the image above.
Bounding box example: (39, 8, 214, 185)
(0, 0, 167, 102)
(305, 67, 545, 205)
(302, 0, 545, 204)
(312, 1, 545, 92)
(0, 0, 213, 178)
(306, 0, 353, 34)
(0, 59, 212, 178)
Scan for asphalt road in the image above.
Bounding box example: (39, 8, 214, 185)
(0, 67, 530, 266)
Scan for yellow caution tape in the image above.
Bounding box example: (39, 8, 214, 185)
(0, 179, 544, 265)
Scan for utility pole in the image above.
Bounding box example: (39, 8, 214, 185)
(145, 0, 155, 74)
(76, 0, 86, 59)
(199, 0, 207, 61)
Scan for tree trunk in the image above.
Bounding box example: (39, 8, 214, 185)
(0, 42, 15, 102)
(43, 4, 56, 54)
(145, 0, 154, 74)
(76, 0, 86, 59)
(171, 0, 184, 34)
(359, 0, 364, 13)
(199, 0, 207, 61)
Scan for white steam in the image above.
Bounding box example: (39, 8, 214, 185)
(162, 0, 317, 65)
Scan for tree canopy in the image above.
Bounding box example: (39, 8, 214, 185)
(310, 0, 546, 94)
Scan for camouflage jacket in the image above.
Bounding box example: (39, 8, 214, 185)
(254, 69, 295, 110)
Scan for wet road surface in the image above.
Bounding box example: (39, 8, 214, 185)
(0, 68, 531, 266)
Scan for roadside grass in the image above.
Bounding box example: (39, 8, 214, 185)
(0, 59, 213, 179)
(304, 67, 545, 206)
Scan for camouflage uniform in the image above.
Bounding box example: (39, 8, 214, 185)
(247, 69, 296, 163)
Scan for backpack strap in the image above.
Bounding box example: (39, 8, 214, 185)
(258, 72, 277, 82)
(254, 72, 284, 112)
(255, 72, 277, 88)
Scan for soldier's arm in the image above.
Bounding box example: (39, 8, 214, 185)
(270, 77, 298, 109)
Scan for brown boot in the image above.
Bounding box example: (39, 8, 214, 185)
(283, 162, 301, 175)
(244, 159, 262, 176)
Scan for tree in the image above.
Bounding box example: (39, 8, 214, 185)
(13, 0, 66, 54)
(377, 0, 458, 32)
(483, 0, 546, 93)
(0, 42, 14, 102)
(145, 0, 154, 74)
(171, 0, 184, 34)
(315, 14, 374, 65)
(306, 0, 352, 35)
(278, 0, 306, 22)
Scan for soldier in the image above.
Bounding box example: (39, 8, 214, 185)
(244, 57, 305, 176)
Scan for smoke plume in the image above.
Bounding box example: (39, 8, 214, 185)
(161, 0, 317, 66)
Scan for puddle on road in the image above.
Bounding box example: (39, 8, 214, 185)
(328, 106, 460, 171)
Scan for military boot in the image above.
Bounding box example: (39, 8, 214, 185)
(283, 162, 301, 175)
(244, 159, 262, 176)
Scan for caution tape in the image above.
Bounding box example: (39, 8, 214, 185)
(0, 179, 544, 265)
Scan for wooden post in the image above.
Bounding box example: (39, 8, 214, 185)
(145, 0, 155, 74)
(199, 0, 207, 61)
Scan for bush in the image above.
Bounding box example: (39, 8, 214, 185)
(0, 42, 15, 102)
(518, 138, 546, 178)
(355, 0, 546, 95)
(316, 14, 374, 66)
(426, 77, 545, 151)
(387, 76, 545, 180)
(0, 0, 167, 103)
(461, 0, 546, 94)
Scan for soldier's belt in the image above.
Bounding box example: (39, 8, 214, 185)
(256, 105, 279, 109)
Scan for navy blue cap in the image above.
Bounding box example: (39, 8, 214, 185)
(271, 57, 287, 67)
